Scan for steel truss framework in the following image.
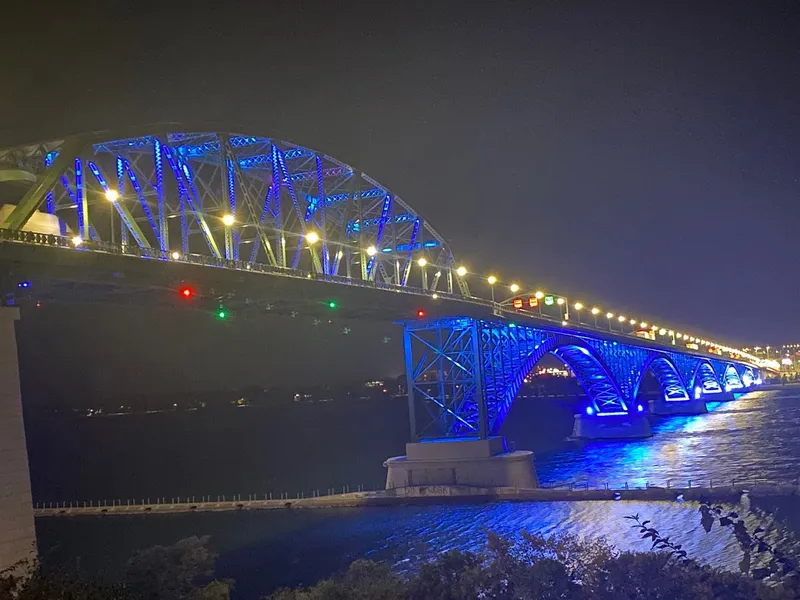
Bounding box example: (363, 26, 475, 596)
(0, 129, 467, 294)
(404, 317, 760, 439)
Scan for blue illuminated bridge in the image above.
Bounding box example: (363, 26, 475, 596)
(0, 127, 769, 468)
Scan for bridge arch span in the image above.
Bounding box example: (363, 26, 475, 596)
(632, 354, 690, 402)
(690, 360, 722, 398)
(0, 127, 468, 295)
(487, 332, 629, 434)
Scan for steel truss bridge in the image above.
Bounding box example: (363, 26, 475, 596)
(0, 126, 763, 439)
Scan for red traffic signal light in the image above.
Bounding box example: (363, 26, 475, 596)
(178, 285, 195, 299)
(512, 297, 523, 309)
(416, 309, 426, 318)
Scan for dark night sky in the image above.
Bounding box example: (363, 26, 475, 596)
(2, 1, 799, 397)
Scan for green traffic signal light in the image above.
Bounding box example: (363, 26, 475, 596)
(328, 300, 337, 309)
(216, 306, 227, 319)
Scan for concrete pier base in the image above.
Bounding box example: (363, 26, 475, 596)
(384, 436, 538, 489)
(0, 308, 36, 570)
(649, 396, 708, 416)
(572, 413, 652, 439)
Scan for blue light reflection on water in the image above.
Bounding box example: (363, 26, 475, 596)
(533, 389, 800, 489)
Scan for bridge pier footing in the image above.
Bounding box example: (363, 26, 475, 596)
(572, 413, 652, 439)
(384, 436, 538, 490)
(0, 308, 36, 571)
(649, 396, 708, 416)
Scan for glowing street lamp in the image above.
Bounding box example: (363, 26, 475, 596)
(71, 235, 83, 247)
(640, 322, 648, 328)
(306, 231, 319, 244)
(456, 266, 467, 277)
(534, 291, 544, 299)
(574, 302, 584, 311)
(366, 245, 377, 257)
(591, 307, 600, 315)
(222, 214, 235, 227)
(417, 257, 427, 267)
(487, 275, 497, 285)
(418, 257, 429, 289)
(105, 189, 119, 202)
(509, 283, 520, 293)
(605, 312, 614, 331)
(171, 251, 181, 260)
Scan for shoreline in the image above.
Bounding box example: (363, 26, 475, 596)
(33, 482, 800, 517)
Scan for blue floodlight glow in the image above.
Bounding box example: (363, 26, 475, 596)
(585, 406, 595, 416)
(636, 404, 644, 413)
(17, 281, 30, 288)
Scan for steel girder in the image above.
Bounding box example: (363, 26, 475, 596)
(0, 130, 466, 295)
(404, 317, 759, 439)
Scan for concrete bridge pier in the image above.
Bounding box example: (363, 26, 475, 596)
(649, 396, 708, 416)
(0, 308, 36, 571)
(384, 437, 538, 490)
(572, 412, 652, 439)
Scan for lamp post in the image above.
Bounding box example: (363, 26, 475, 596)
(222, 214, 235, 260)
(574, 302, 583, 324)
(606, 312, 614, 331)
(487, 275, 497, 303)
(591, 307, 600, 327)
(418, 258, 429, 290)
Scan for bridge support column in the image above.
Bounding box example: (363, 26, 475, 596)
(0, 308, 36, 570)
(384, 436, 538, 490)
(572, 413, 652, 439)
(649, 396, 708, 416)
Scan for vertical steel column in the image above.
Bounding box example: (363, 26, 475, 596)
(437, 325, 448, 434)
(271, 144, 285, 268)
(75, 158, 88, 239)
(220, 135, 234, 260)
(44, 153, 54, 215)
(154, 139, 168, 252)
(471, 320, 488, 439)
(404, 325, 417, 441)
(116, 157, 128, 247)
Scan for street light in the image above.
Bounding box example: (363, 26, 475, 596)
(456, 266, 467, 277)
(222, 214, 235, 226)
(171, 251, 181, 260)
(509, 283, 520, 293)
(590, 307, 600, 327)
(71, 235, 83, 247)
(366, 245, 377, 256)
(574, 302, 583, 311)
(417, 258, 427, 267)
(640, 321, 648, 328)
(306, 231, 319, 244)
(606, 312, 614, 331)
(487, 275, 497, 302)
(105, 189, 119, 202)
(534, 291, 544, 299)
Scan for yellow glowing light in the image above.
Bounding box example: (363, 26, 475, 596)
(668, 330, 674, 336)
(487, 275, 497, 285)
(71, 236, 83, 246)
(417, 258, 427, 267)
(534, 291, 544, 299)
(305, 231, 319, 244)
(640, 322, 648, 328)
(509, 283, 520, 293)
(336, 250, 344, 258)
(171, 251, 181, 260)
(432, 293, 439, 300)
(591, 307, 600, 315)
(659, 328, 667, 335)
(105, 189, 119, 202)
(456, 266, 467, 277)
(618, 315, 626, 322)
(366, 245, 377, 256)
(574, 302, 584, 310)
(629, 319, 636, 325)
(606, 312, 614, 319)
(222, 214, 235, 226)
(557, 297, 565, 305)
(562, 320, 568, 326)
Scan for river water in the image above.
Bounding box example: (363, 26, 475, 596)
(29, 386, 800, 597)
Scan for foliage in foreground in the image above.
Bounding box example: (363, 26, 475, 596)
(269, 532, 798, 600)
(2, 512, 800, 600)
